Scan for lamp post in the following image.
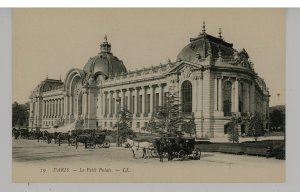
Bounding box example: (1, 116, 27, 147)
(116, 97, 121, 147)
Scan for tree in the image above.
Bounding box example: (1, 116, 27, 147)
(151, 92, 195, 136)
(248, 113, 264, 142)
(181, 113, 196, 137)
(115, 107, 135, 144)
(270, 109, 285, 131)
(12, 102, 29, 128)
(146, 115, 158, 134)
(227, 118, 239, 143)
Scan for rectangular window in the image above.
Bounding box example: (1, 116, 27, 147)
(104, 122, 107, 127)
(155, 93, 159, 107)
(137, 122, 140, 128)
(144, 122, 148, 128)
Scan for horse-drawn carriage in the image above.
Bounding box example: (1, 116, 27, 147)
(152, 136, 201, 161)
(70, 130, 110, 149)
(125, 135, 201, 161)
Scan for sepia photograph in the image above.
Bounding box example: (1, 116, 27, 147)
(11, 8, 286, 183)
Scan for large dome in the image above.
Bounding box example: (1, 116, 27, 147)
(83, 36, 127, 77)
(177, 27, 235, 63)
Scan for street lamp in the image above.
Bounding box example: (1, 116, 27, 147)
(116, 97, 121, 147)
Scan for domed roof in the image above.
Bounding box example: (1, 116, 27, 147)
(83, 35, 127, 77)
(177, 24, 235, 63)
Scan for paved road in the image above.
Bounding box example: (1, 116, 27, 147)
(12, 139, 285, 183)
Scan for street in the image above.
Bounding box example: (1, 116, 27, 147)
(12, 139, 285, 183)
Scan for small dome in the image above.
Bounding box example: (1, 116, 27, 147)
(83, 35, 127, 77)
(177, 29, 235, 63)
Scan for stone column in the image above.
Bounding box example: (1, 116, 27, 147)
(57, 99, 59, 117)
(86, 85, 98, 129)
(214, 78, 218, 111)
(121, 90, 125, 110)
(85, 92, 89, 117)
(42, 100, 45, 117)
(108, 91, 112, 117)
(218, 78, 222, 111)
(234, 79, 239, 112)
(247, 83, 251, 112)
(142, 87, 146, 116)
(52, 99, 55, 118)
(56, 99, 58, 117)
(114, 91, 119, 118)
(57, 99, 61, 117)
(49, 100, 52, 117)
(69, 95, 74, 123)
(48, 100, 50, 117)
(149, 85, 154, 115)
(103, 92, 107, 116)
(45, 100, 47, 118)
(128, 89, 132, 113)
(249, 81, 255, 113)
(134, 88, 138, 117)
(158, 84, 163, 106)
(61, 99, 63, 117)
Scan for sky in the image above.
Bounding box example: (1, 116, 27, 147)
(12, 8, 285, 106)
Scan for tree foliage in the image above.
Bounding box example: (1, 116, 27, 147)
(181, 113, 196, 136)
(12, 102, 29, 127)
(248, 113, 264, 141)
(270, 109, 285, 130)
(227, 118, 239, 143)
(115, 107, 135, 141)
(150, 92, 196, 136)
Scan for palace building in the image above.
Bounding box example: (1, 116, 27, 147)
(29, 23, 270, 139)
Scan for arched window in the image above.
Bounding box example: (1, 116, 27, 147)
(181, 80, 192, 113)
(223, 81, 232, 116)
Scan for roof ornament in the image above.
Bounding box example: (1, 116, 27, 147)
(46, 73, 48, 79)
(104, 34, 108, 43)
(59, 74, 61, 81)
(202, 21, 206, 34)
(218, 27, 223, 39)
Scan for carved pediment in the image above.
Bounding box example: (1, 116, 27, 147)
(165, 61, 202, 76)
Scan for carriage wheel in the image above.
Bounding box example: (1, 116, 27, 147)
(97, 143, 103, 148)
(194, 148, 201, 160)
(103, 140, 110, 148)
(71, 140, 76, 146)
(90, 143, 96, 149)
(178, 150, 186, 161)
(151, 149, 158, 157)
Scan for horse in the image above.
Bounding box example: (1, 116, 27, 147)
(126, 138, 153, 159)
(153, 137, 174, 162)
(57, 132, 71, 146)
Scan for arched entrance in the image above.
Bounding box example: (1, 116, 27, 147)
(181, 80, 192, 113)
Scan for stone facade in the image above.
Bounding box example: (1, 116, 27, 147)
(29, 25, 270, 139)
